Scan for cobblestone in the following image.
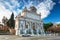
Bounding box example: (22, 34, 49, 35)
(0, 35, 60, 40)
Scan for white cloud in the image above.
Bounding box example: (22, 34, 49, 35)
(0, 0, 56, 22)
(0, 0, 19, 22)
(54, 22, 60, 24)
(0, 4, 12, 22)
(58, 1, 60, 4)
(24, 1, 33, 8)
(37, 0, 56, 19)
(22, 0, 56, 19)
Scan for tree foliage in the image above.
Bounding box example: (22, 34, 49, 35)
(56, 24, 60, 26)
(43, 22, 53, 32)
(7, 13, 15, 28)
(2, 16, 8, 25)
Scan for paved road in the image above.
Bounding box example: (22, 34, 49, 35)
(0, 35, 60, 40)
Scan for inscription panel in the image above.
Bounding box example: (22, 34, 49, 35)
(26, 12, 40, 20)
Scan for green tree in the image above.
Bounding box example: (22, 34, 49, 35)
(57, 24, 60, 26)
(7, 13, 15, 28)
(43, 22, 53, 32)
(2, 16, 8, 26)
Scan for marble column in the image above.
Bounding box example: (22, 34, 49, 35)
(23, 21, 25, 34)
(18, 20, 20, 35)
(39, 23, 41, 34)
(40, 23, 43, 34)
(24, 21, 27, 34)
(19, 21, 21, 35)
(27, 22, 30, 32)
(29, 22, 31, 29)
(35, 23, 37, 34)
(16, 29, 18, 35)
(29, 22, 32, 34)
(41, 22, 44, 34)
(31, 22, 34, 35)
(28, 21, 31, 34)
(17, 29, 20, 35)
(36, 23, 39, 35)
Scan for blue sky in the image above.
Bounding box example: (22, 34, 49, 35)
(43, 0, 60, 23)
(0, 0, 60, 23)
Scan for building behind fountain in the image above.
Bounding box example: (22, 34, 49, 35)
(15, 6, 45, 36)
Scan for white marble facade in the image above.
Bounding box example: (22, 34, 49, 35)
(15, 6, 44, 36)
